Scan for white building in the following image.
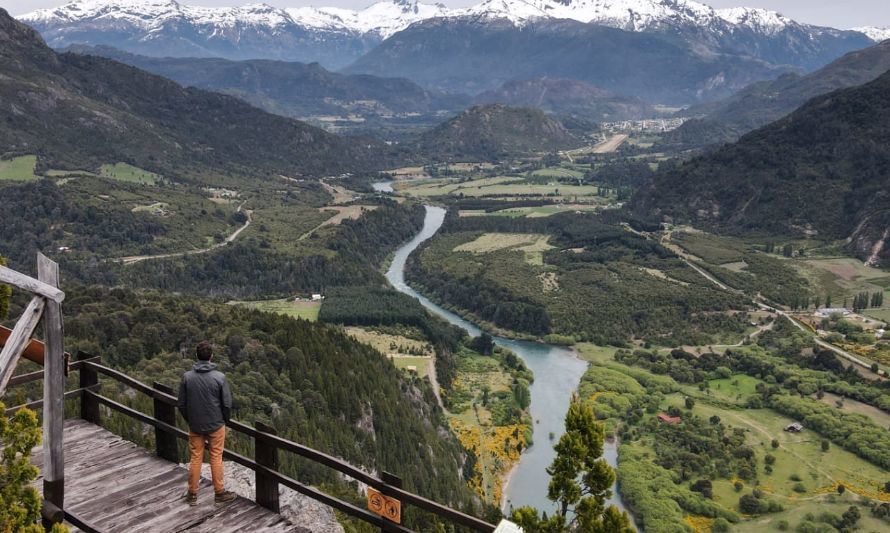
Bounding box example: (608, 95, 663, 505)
(815, 308, 851, 318)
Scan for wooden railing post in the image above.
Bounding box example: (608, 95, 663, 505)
(37, 253, 65, 511)
(255, 421, 280, 513)
(152, 382, 179, 462)
(78, 354, 100, 424)
(380, 471, 403, 532)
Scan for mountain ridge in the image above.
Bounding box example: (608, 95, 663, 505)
(343, 16, 792, 103)
(0, 8, 398, 182)
(62, 44, 471, 124)
(21, 0, 875, 73)
(663, 40, 890, 147)
(475, 77, 656, 122)
(631, 70, 890, 266)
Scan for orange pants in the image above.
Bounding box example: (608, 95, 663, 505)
(188, 426, 226, 494)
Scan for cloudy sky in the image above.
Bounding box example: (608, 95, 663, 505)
(6, 0, 889, 29)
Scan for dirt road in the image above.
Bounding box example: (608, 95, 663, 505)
(115, 202, 251, 265)
(592, 133, 629, 153)
(624, 225, 885, 379)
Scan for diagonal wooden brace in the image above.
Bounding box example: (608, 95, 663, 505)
(0, 296, 45, 396)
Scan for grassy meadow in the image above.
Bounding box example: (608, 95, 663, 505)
(0, 155, 39, 181)
(232, 299, 322, 321)
(99, 163, 164, 185)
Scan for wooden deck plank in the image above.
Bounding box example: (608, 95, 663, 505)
(32, 420, 301, 533)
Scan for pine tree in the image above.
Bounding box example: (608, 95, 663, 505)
(511, 396, 633, 532)
(0, 405, 67, 532)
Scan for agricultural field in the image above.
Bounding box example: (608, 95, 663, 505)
(459, 204, 602, 219)
(671, 231, 749, 265)
(705, 374, 763, 403)
(299, 205, 379, 240)
(0, 155, 39, 181)
(344, 327, 433, 357)
(394, 175, 602, 200)
(529, 166, 585, 179)
(866, 308, 890, 322)
(670, 231, 890, 313)
(574, 344, 890, 533)
(454, 232, 554, 266)
(794, 257, 890, 307)
(99, 163, 164, 185)
(233, 298, 322, 321)
(344, 327, 433, 379)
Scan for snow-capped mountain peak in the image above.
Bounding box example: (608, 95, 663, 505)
(23, 0, 297, 29)
(18, 0, 876, 71)
(298, 0, 452, 38)
(457, 0, 722, 31)
(853, 26, 890, 43)
(717, 7, 791, 35)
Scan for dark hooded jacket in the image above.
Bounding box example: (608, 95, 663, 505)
(178, 361, 232, 434)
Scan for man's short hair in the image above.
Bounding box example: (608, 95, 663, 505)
(196, 341, 213, 361)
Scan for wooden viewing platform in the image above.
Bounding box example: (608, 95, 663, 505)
(2, 255, 503, 533)
(31, 419, 306, 532)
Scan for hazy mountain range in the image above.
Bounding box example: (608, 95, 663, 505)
(664, 40, 890, 147)
(21, 1, 877, 104)
(63, 44, 470, 121)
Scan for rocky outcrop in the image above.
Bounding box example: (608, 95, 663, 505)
(197, 461, 345, 533)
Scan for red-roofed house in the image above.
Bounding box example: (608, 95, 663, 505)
(657, 413, 681, 424)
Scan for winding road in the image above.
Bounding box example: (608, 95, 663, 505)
(624, 225, 885, 378)
(114, 201, 251, 265)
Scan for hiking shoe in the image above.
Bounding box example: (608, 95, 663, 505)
(215, 490, 236, 504)
(184, 492, 198, 506)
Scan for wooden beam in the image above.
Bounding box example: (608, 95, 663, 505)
(38, 253, 65, 510)
(0, 264, 64, 303)
(0, 324, 52, 366)
(255, 420, 280, 513)
(0, 296, 45, 396)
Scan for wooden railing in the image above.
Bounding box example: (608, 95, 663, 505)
(6, 354, 497, 533)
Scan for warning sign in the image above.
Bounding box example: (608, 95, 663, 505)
(367, 487, 401, 524)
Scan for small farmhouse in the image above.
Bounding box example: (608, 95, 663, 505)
(657, 413, 681, 424)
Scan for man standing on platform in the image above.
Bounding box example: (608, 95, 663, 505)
(178, 340, 236, 506)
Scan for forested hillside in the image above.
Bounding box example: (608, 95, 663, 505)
(633, 71, 890, 266)
(64, 45, 470, 123)
(414, 105, 582, 162)
(475, 78, 656, 123)
(0, 9, 400, 182)
(664, 40, 890, 147)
